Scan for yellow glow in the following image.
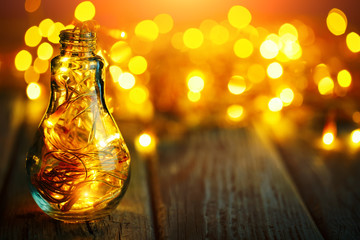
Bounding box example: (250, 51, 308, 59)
(74, 1, 96, 22)
(34, 57, 49, 74)
(187, 91, 201, 102)
(110, 41, 132, 63)
(281, 40, 302, 60)
(37, 42, 53, 60)
(25, 26, 42, 47)
(48, 22, 65, 43)
(227, 104, 244, 121)
(346, 32, 360, 53)
(108, 29, 127, 39)
(260, 40, 279, 59)
(323, 132, 334, 145)
(228, 5, 252, 29)
(209, 24, 229, 45)
(15, 50, 32, 71)
(268, 98, 283, 112)
(109, 65, 122, 83)
(128, 56, 147, 75)
(171, 32, 184, 50)
(337, 69, 352, 88)
(187, 75, 204, 93)
(183, 28, 204, 49)
(153, 14, 174, 34)
(233, 39, 253, 58)
(279, 23, 298, 40)
(39, 18, 54, 37)
(279, 88, 294, 105)
(314, 64, 330, 84)
(129, 86, 149, 104)
(135, 132, 157, 155)
(318, 77, 334, 95)
(267, 62, 283, 79)
(119, 72, 135, 89)
(228, 75, 246, 95)
(26, 83, 41, 100)
(327, 8, 347, 36)
(351, 129, 360, 144)
(353, 112, 360, 124)
(247, 64, 266, 83)
(24, 66, 40, 83)
(135, 20, 159, 42)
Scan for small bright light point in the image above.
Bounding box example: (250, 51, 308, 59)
(153, 13, 174, 34)
(187, 91, 201, 102)
(15, 50, 32, 71)
(39, 18, 54, 37)
(75, 1, 96, 22)
(228, 75, 246, 95)
(280, 88, 294, 105)
(139, 133, 152, 147)
(24, 66, 40, 83)
(260, 40, 279, 59)
(268, 97, 283, 112)
(119, 72, 136, 89)
(183, 28, 204, 49)
(318, 77, 334, 95)
(346, 32, 360, 53)
(337, 69, 352, 88)
(110, 41, 132, 63)
(327, 8, 347, 36)
(37, 42, 53, 60)
(248, 64, 266, 83)
(26, 83, 41, 100)
(128, 56, 147, 75)
(267, 62, 283, 79)
(135, 20, 159, 42)
(48, 22, 65, 43)
(227, 104, 244, 121)
(109, 65, 122, 82)
(233, 39, 253, 58)
(351, 130, 360, 144)
(34, 57, 49, 74)
(129, 86, 149, 104)
(323, 132, 334, 145)
(209, 24, 229, 45)
(25, 26, 42, 47)
(187, 76, 205, 93)
(228, 5, 252, 29)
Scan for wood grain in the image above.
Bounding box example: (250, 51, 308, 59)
(0, 123, 155, 240)
(154, 128, 323, 240)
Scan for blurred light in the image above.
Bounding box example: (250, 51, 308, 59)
(260, 40, 279, 59)
(24, 66, 40, 83)
(346, 32, 360, 53)
(279, 23, 298, 39)
(233, 39, 253, 58)
(313, 63, 330, 84)
(323, 132, 334, 145)
(37, 42, 53, 60)
(279, 88, 294, 105)
(318, 77, 334, 95)
(65, 24, 75, 30)
(187, 91, 201, 102)
(129, 86, 149, 104)
(75, 1, 96, 22)
(25, 0, 41, 13)
(135, 20, 159, 42)
(247, 64, 266, 83)
(15, 50, 32, 71)
(228, 5, 251, 29)
(337, 69, 352, 88)
(26, 82, 41, 100)
(228, 75, 246, 95)
(110, 41, 132, 63)
(183, 28, 204, 49)
(153, 13, 174, 34)
(209, 24, 229, 45)
(39, 18, 54, 37)
(109, 65, 122, 82)
(48, 22, 65, 43)
(227, 104, 244, 121)
(135, 132, 157, 155)
(351, 129, 360, 144)
(128, 56, 147, 75)
(25, 26, 42, 47)
(326, 8, 347, 36)
(171, 32, 184, 50)
(267, 62, 283, 79)
(268, 98, 283, 112)
(119, 72, 135, 89)
(187, 76, 204, 93)
(109, 29, 127, 39)
(353, 112, 360, 123)
(281, 40, 302, 60)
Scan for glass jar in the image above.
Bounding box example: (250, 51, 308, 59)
(26, 27, 131, 222)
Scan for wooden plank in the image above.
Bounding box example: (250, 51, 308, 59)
(275, 135, 360, 240)
(153, 127, 323, 239)
(0, 121, 155, 239)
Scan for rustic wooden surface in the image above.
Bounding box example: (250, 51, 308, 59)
(0, 93, 360, 239)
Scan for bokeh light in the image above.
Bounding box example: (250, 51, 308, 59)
(183, 28, 204, 49)
(267, 62, 283, 79)
(187, 91, 201, 102)
(323, 132, 334, 145)
(39, 18, 54, 37)
(260, 40, 279, 59)
(228, 5, 252, 29)
(346, 32, 360, 53)
(26, 82, 41, 100)
(187, 71, 205, 93)
(268, 98, 283, 112)
(228, 75, 246, 95)
(109, 65, 122, 82)
(318, 77, 334, 95)
(118, 72, 136, 89)
(37, 42, 53, 60)
(33, 58, 49, 74)
(74, 1, 96, 22)
(227, 104, 244, 121)
(24, 66, 40, 83)
(326, 8, 347, 36)
(351, 129, 360, 144)
(15, 50, 32, 71)
(233, 39, 253, 58)
(48, 22, 65, 43)
(135, 20, 159, 42)
(129, 86, 149, 104)
(128, 56, 147, 75)
(25, 0, 41, 13)
(153, 14, 174, 34)
(337, 69, 352, 88)
(209, 24, 229, 45)
(279, 88, 294, 106)
(25, 26, 42, 47)
(110, 41, 132, 63)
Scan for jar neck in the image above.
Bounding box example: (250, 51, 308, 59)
(59, 29, 97, 57)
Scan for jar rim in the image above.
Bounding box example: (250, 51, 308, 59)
(60, 29, 96, 41)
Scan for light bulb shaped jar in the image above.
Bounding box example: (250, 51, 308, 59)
(26, 27, 131, 222)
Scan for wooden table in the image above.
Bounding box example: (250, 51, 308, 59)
(0, 92, 360, 240)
